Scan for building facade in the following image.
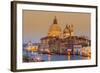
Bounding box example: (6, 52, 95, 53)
(39, 17, 90, 55)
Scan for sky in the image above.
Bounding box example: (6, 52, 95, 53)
(23, 10, 91, 43)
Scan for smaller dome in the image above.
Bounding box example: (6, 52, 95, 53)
(63, 25, 69, 33)
(63, 24, 73, 33)
(63, 24, 74, 38)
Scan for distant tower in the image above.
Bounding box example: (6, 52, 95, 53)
(63, 24, 74, 38)
(48, 16, 61, 37)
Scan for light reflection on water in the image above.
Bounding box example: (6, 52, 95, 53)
(23, 51, 88, 62)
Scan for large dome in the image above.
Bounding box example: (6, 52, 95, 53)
(48, 17, 61, 37)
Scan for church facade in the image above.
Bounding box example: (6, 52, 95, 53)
(39, 17, 90, 55)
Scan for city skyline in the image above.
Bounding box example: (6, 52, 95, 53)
(23, 10, 91, 43)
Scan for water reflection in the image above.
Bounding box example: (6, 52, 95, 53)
(23, 50, 90, 62)
(48, 54, 51, 61)
(67, 55, 71, 60)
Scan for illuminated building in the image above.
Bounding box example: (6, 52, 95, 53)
(26, 41, 39, 52)
(39, 16, 90, 54)
(48, 16, 61, 37)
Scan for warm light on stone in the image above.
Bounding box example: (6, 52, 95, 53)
(48, 17, 61, 37)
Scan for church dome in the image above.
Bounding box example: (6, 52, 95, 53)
(63, 25, 69, 33)
(48, 17, 61, 37)
(63, 24, 74, 38)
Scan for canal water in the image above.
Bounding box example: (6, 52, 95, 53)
(23, 50, 88, 62)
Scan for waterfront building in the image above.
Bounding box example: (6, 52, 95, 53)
(39, 16, 90, 54)
(26, 41, 39, 52)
